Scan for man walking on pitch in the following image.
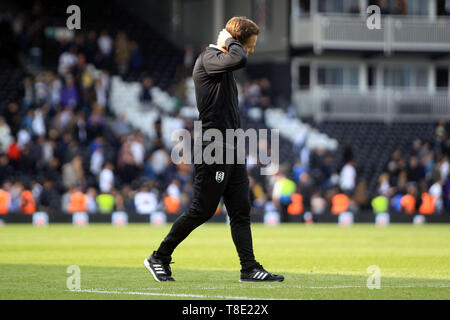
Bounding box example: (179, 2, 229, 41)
(144, 17, 284, 283)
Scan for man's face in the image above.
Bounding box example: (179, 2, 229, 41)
(243, 35, 258, 56)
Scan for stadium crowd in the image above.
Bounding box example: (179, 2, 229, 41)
(0, 2, 449, 219)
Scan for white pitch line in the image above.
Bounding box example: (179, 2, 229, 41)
(294, 284, 450, 289)
(70, 284, 450, 299)
(71, 289, 301, 300)
(200, 284, 450, 290)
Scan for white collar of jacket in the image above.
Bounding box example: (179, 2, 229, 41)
(208, 44, 222, 50)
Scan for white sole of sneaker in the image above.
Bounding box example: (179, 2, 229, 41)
(238, 279, 284, 282)
(143, 259, 161, 282)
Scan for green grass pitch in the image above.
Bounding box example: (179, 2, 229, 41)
(0, 223, 449, 300)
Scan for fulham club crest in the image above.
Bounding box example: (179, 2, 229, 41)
(215, 171, 225, 183)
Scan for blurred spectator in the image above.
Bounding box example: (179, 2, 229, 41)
(392, 0, 407, 15)
(249, 176, 267, 210)
(129, 41, 143, 73)
(130, 132, 145, 167)
(144, 148, 170, 180)
(61, 76, 79, 108)
(4, 102, 21, 136)
(296, 0, 309, 17)
(272, 172, 296, 222)
(353, 180, 368, 209)
(58, 45, 78, 75)
(110, 113, 132, 138)
(349, 2, 360, 14)
(419, 185, 436, 215)
(90, 147, 104, 176)
(118, 153, 139, 185)
(17, 127, 31, 150)
(298, 172, 314, 210)
(429, 179, 443, 213)
(371, 193, 389, 214)
(311, 192, 327, 215)
(49, 75, 62, 108)
(167, 179, 181, 199)
(140, 76, 154, 110)
(445, 172, 450, 211)
(95, 78, 108, 110)
(115, 31, 130, 76)
(66, 186, 88, 214)
(435, 121, 447, 152)
(0, 184, 12, 215)
(113, 189, 126, 211)
(86, 109, 105, 140)
(32, 108, 46, 137)
(23, 77, 35, 109)
(85, 31, 98, 64)
(331, 189, 350, 215)
(407, 156, 425, 182)
(287, 191, 304, 216)
(29, 19, 44, 69)
(62, 155, 85, 189)
(400, 184, 418, 214)
(292, 160, 308, 183)
(96, 192, 115, 214)
(7, 139, 21, 168)
(20, 187, 36, 215)
(377, 173, 391, 196)
(34, 74, 48, 105)
(439, 156, 449, 182)
(0, 155, 14, 185)
(9, 181, 24, 213)
(134, 183, 158, 215)
(99, 162, 115, 193)
(0, 117, 13, 153)
(73, 34, 86, 56)
(164, 179, 181, 214)
(343, 139, 354, 164)
(74, 111, 88, 145)
(339, 160, 356, 194)
(120, 185, 136, 212)
(97, 30, 113, 69)
(38, 180, 60, 212)
(379, 0, 390, 14)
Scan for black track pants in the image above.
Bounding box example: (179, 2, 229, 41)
(156, 161, 257, 271)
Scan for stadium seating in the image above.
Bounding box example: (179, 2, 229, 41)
(304, 121, 437, 197)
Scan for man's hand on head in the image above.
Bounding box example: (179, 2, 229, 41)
(217, 28, 233, 51)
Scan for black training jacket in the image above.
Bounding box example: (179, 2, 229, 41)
(192, 37, 247, 134)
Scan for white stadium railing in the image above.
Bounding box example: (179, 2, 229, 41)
(294, 88, 450, 122)
(291, 14, 450, 53)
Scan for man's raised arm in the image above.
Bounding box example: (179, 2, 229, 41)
(203, 34, 247, 75)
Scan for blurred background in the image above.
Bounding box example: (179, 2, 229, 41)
(0, 0, 449, 223)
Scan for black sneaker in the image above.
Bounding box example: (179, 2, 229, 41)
(240, 264, 284, 282)
(144, 251, 175, 282)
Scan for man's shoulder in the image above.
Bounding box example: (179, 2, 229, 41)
(193, 49, 217, 78)
(199, 46, 222, 61)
